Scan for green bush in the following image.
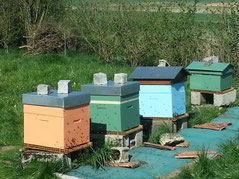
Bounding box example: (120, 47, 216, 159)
(69, 0, 239, 72)
(0, 0, 72, 54)
(1, 0, 239, 73)
(72, 0, 202, 66)
(0, 0, 24, 51)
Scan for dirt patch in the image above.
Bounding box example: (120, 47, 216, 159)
(161, 160, 196, 179)
(0, 146, 20, 152)
(206, 3, 237, 7)
(1, 161, 13, 165)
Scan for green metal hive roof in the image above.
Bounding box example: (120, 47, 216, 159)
(186, 61, 234, 73)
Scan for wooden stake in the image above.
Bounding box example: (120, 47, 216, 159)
(106, 161, 141, 168)
(175, 151, 217, 159)
(144, 142, 176, 151)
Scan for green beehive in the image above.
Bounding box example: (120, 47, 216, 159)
(187, 61, 234, 92)
(81, 78, 140, 132)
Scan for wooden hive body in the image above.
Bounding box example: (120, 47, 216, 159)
(187, 62, 234, 92)
(129, 67, 188, 118)
(82, 81, 140, 132)
(90, 94, 140, 132)
(140, 83, 186, 118)
(23, 90, 90, 152)
(24, 104, 90, 149)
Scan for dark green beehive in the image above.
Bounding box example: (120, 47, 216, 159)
(81, 81, 140, 132)
(187, 61, 234, 92)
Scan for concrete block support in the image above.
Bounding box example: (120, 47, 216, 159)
(93, 73, 107, 85)
(37, 84, 50, 95)
(91, 128, 143, 150)
(20, 149, 71, 168)
(58, 80, 71, 94)
(191, 91, 203, 105)
(111, 147, 129, 163)
(173, 117, 188, 132)
(214, 89, 237, 106)
(55, 173, 81, 179)
(158, 60, 170, 67)
(114, 73, 127, 84)
(141, 115, 188, 133)
(135, 130, 143, 147)
(203, 56, 219, 66)
(191, 89, 236, 107)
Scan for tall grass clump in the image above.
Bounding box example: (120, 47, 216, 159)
(0, 149, 67, 179)
(71, 144, 114, 169)
(177, 138, 239, 179)
(148, 125, 172, 144)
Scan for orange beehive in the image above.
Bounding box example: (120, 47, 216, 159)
(22, 88, 91, 153)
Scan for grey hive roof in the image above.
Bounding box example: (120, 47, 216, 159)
(22, 90, 90, 108)
(81, 81, 139, 96)
(129, 67, 189, 80)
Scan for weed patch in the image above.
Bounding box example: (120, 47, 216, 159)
(177, 138, 239, 179)
(148, 125, 172, 144)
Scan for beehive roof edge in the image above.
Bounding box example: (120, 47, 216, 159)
(186, 61, 234, 73)
(129, 66, 189, 80)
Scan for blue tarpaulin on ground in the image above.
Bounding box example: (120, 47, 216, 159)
(66, 107, 239, 179)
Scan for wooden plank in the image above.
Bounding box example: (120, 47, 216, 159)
(141, 113, 189, 122)
(175, 151, 217, 159)
(193, 122, 232, 131)
(24, 142, 92, 154)
(136, 80, 172, 85)
(191, 87, 235, 95)
(144, 142, 176, 151)
(106, 161, 141, 168)
(91, 125, 143, 136)
(176, 140, 190, 148)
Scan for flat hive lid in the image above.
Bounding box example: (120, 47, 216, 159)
(129, 67, 189, 83)
(187, 62, 234, 74)
(22, 90, 90, 108)
(81, 81, 139, 96)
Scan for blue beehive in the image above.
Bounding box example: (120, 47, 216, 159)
(129, 67, 189, 118)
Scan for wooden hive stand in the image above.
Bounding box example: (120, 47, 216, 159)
(191, 87, 236, 106)
(141, 113, 189, 133)
(91, 125, 143, 150)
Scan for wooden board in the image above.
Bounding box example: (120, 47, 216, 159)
(91, 125, 143, 136)
(144, 142, 175, 151)
(141, 113, 189, 122)
(24, 142, 92, 154)
(175, 151, 217, 159)
(106, 161, 141, 168)
(193, 122, 232, 131)
(191, 87, 235, 94)
(90, 95, 140, 132)
(24, 104, 90, 149)
(137, 80, 172, 85)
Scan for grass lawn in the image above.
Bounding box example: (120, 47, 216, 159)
(0, 49, 239, 178)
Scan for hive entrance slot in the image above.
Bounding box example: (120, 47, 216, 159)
(73, 119, 82, 123)
(201, 93, 213, 104)
(128, 105, 133, 109)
